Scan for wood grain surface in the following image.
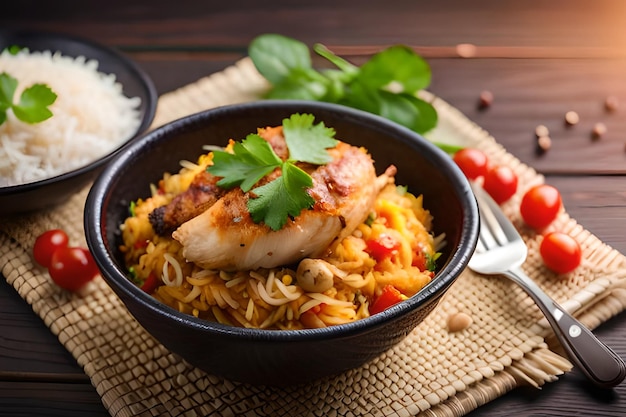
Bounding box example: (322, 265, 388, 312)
(1, 1, 625, 415)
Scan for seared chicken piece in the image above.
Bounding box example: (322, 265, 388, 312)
(149, 171, 224, 235)
(172, 131, 396, 271)
(149, 126, 289, 236)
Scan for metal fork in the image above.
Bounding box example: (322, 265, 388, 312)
(468, 183, 626, 388)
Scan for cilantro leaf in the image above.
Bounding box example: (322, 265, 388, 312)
(0, 73, 17, 111)
(247, 162, 314, 231)
(13, 83, 57, 123)
(0, 73, 18, 125)
(207, 113, 341, 230)
(208, 134, 281, 191)
(0, 72, 56, 126)
(283, 113, 338, 164)
(5, 45, 24, 55)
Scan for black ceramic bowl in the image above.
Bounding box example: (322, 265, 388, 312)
(85, 101, 478, 386)
(0, 30, 157, 217)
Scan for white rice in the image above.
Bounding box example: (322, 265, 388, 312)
(0, 49, 142, 186)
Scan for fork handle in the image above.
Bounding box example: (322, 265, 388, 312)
(506, 267, 626, 388)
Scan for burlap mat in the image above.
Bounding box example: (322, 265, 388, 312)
(2, 58, 626, 417)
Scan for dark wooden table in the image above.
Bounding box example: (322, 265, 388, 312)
(2, 1, 626, 415)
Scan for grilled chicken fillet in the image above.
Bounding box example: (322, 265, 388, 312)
(148, 127, 289, 235)
(172, 129, 396, 271)
(148, 171, 224, 235)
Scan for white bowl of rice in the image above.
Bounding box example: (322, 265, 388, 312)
(0, 30, 157, 216)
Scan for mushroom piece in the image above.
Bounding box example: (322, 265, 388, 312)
(296, 259, 336, 293)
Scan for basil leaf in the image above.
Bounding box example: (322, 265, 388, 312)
(377, 91, 438, 134)
(249, 34, 313, 85)
(313, 43, 358, 76)
(249, 35, 441, 137)
(264, 68, 329, 100)
(357, 45, 431, 94)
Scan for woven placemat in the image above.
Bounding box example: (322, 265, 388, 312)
(2, 58, 626, 417)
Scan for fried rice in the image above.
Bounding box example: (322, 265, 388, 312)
(120, 148, 441, 330)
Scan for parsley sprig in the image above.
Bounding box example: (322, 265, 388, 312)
(0, 72, 57, 126)
(249, 34, 463, 154)
(208, 113, 338, 231)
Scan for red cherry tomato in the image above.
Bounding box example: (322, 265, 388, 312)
(539, 232, 582, 274)
(33, 229, 69, 268)
(483, 165, 518, 204)
(520, 184, 562, 229)
(48, 247, 100, 292)
(453, 148, 489, 180)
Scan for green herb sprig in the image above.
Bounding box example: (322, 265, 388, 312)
(249, 34, 457, 148)
(208, 113, 338, 231)
(0, 72, 57, 126)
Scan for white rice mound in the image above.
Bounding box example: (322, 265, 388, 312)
(0, 49, 142, 187)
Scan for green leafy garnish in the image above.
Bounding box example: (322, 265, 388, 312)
(129, 200, 137, 217)
(208, 113, 338, 231)
(282, 113, 337, 164)
(425, 252, 441, 272)
(247, 162, 315, 229)
(210, 134, 282, 191)
(0, 72, 57, 126)
(251, 35, 441, 137)
(5, 45, 24, 55)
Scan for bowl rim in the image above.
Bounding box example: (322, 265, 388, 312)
(85, 100, 479, 341)
(0, 29, 158, 194)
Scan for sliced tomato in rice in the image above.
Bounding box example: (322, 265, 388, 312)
(140, 272, 160, 293)
(370, 285, 407, 315)
(365, 233, 401, 262)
